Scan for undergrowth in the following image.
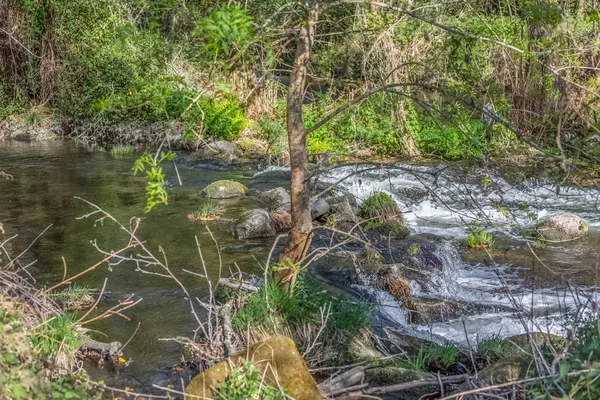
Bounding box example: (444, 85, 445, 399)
(231, 275, 371, 366)
(215, 360, 285, 400)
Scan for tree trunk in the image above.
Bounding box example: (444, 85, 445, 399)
(275, 1, 319, 293)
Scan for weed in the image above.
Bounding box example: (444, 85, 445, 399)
(110, 145, 134, 157)
(215, 360, 284, 400)
(397, 348, 429, 371)
(232, 275, 371, 366)
(21, 107, 44, 126)
(188, 201, 224, 221)
(466, 230, 494, 248)
(425, 343, 459, 369)
(46, 285, 94, 311)
(31, 314, 81, 358)
(475, 335, 516, 361)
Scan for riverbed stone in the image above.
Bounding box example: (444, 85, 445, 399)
(326, 193, 358, 216)
(258, 187, 290, 208)
(185, 335, 321, 400)
(202, 180, 247, 198)
(191, 140, 238, 164)
(234, 209, 276, 239)
(506, 332, 566, 350)
(533, 212, 588, 242)
(478, 357, 529, 385)
(311, 198, 330, 220)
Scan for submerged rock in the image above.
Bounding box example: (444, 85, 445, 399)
(326, 193, 358, 216)
(234, 209, 276, 239)
(258, 187, 290, 208)
(185, 335, 320, 400)
(202, 180, 247, 199)
(533, 212, 588, 242)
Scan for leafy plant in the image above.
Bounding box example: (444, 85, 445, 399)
(132, 149, 176, 213)
(466, 230, 494, 248)
(194, 4, 254, 59)
(215, 360, 284, 400)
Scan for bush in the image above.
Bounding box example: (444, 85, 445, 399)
(232, 275, 371, 365)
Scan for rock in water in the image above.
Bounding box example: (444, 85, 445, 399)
(185, 335, 321, 400)
(191, 140, 238, 164)
(202, 180, 247, 199)
(259, 187, 291, 208)
(311, 198, 330, 220)
(234, 209, 276, 239)
(533, 212, 588, 242)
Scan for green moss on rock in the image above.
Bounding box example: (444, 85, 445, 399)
(202, 180, 247, 199)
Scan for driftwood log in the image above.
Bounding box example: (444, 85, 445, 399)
(218, 277, 259, 292)
(80, 336, 123, 357)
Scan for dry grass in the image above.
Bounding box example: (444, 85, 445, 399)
(269, 208, 292, 232)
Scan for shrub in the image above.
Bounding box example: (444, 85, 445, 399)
(216, 360, 284, 400)
(197, 95, 247, 141)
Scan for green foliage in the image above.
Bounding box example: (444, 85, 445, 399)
(425, 343, 459, 369)
(110, 145, 134, 157)
(215, 360, 285, 400)
(258, 117, 287, 162)
(302, 93, 402, 155)
(232, 275, 371, 365)
(359, 192, 398, 221)
(397, 348, 429, 371)
(193, 5, 254, 59)
(466, 230, 494, 248)
(0, 300, 99, 400)
(197, 95, 247, 141)
(21, 107, 44, 126)
(475, 335, 517, 361)
(406, 102, 486, 160)
(31, 314, 81, 358)
(132, 149, 176, 212)
(189, 200, 224, 221)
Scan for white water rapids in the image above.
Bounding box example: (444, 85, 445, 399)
(255, 164, 600, 346)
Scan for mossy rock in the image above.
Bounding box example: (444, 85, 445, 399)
(478, 356, 531, 385)
(185, 335, 321, 400)
(202, 180, 247, 199)
(532, 212, 588, 242)
(506, 332, 566, 350)
(359, 192, 408, 238)
(366, 366, 430, 386)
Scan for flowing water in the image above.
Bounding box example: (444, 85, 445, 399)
(1, 141, 599, 390)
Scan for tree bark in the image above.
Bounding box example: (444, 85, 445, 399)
(275, 1, 319, 293)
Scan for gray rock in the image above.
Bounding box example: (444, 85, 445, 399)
(192, 140, 238, 164)
(202, 180, 247, 199)
(234, 209, 276, 239)
(326, 193, 358, 216)
(259, 187, 290, 208)
(534, 212, 588, 242)
(310, 199, 330, 220)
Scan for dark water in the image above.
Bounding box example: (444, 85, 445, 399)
(0, 140, 286, 388)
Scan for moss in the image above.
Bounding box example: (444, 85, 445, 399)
(202, 180, 248, 199)
(366, 366, 427, 386)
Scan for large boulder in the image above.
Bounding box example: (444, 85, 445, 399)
(533, 212, 588, 242)
(326, 193, 358, 216)
(258, 187, 290, 208)
(311, 198, 330, 220)
(185, 335, 321, 400)
(234, 209, 276, 239)
(191, 140, 238, 164)
(202, 180, 247, 199)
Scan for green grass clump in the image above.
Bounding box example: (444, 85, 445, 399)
(359, 192, 399, 221)
(215, 360, 285, 400)
(31, 314, 82, 358)
(466, 230, 494, 248)
(110, 145, 134, 156)
(188, 201, 224, 221)
(46, 285, 94, 311)
(21, 107, 45, 126)
(232, 275, 371, 365)
(475, 336, 517, 361)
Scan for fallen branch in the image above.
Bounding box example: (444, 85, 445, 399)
(365, 373, 469, 395)
(80, 336, 123, 357)
(217, 277, 259, 292)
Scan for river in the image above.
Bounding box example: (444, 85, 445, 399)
(0, 141, 598, 391)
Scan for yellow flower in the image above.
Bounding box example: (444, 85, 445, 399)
(118, 357, 126, 363)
